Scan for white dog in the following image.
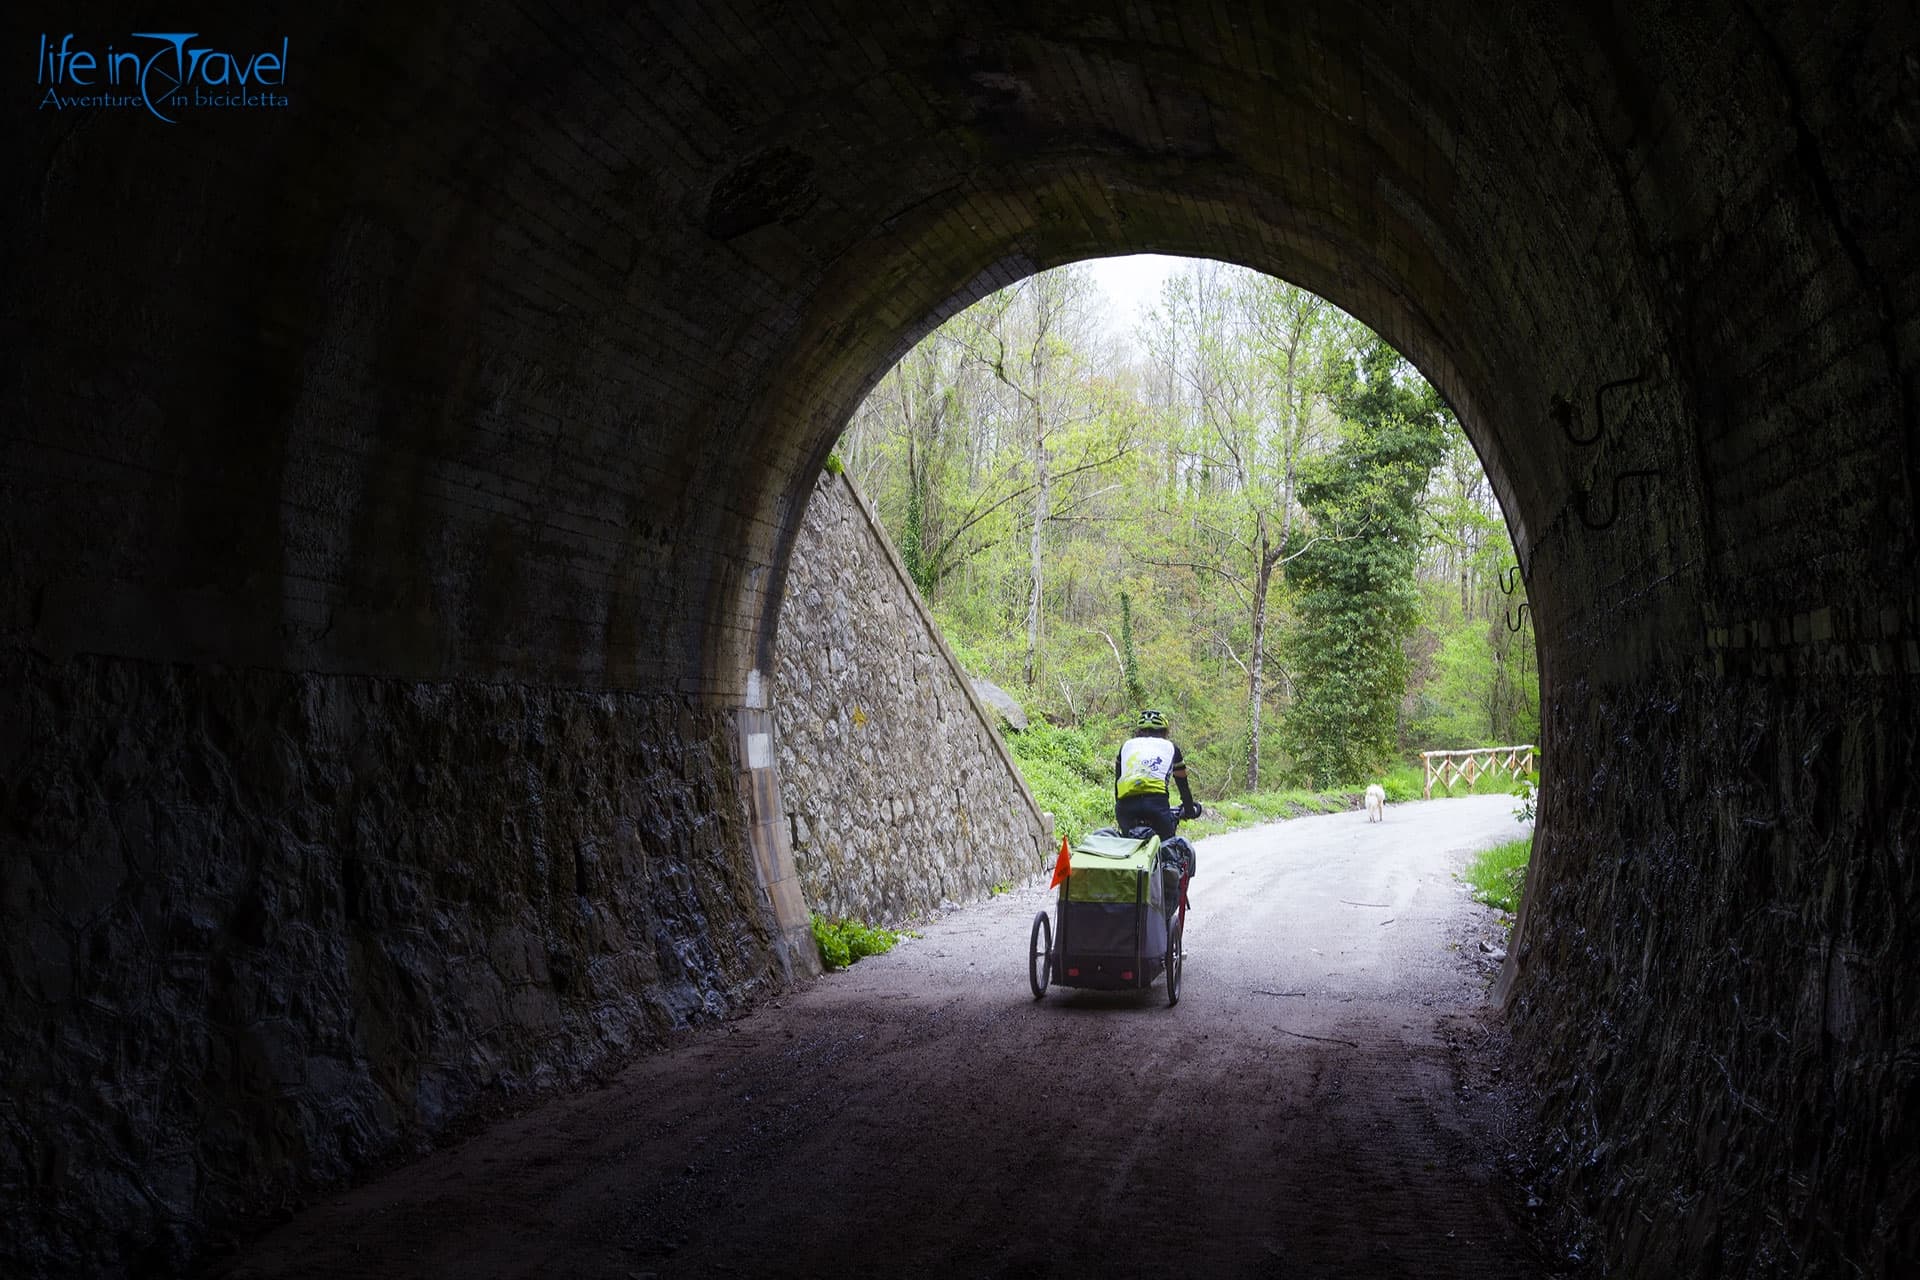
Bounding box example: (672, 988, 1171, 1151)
(1364, 783, 1386, 823)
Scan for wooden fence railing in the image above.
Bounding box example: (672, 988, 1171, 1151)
(1419, 745, 1536, 798)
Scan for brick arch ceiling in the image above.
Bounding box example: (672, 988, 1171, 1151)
(711, 22, 1619, 687)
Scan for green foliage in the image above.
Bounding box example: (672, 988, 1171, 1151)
(1462, 836, 1532, 915)
(1399, 415, 1538, 755)
(1512, 778, 1538, 824)
(810, 914, 905, 971)
(824, 451, 845, 475)
(901, 469, 931, 595)
(1282, 337, 1453, 787)
(1379, 762, 1426, 802)
(1406, 603, 1539, 750)
(1002, 718, 1118, 843)
(1119, 591, 1146, 709)
(837, 260, 1538, 816)
(1421, 625, 1504, 746)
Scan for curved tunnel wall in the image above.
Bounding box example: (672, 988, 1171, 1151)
(4, 2, 1917, 1273)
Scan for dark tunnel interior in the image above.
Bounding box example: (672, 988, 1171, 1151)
(5, 2, 1919, 1274)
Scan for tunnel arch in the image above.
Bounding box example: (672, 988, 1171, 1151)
(719, 128, 1637, 700)
(698, 8, 1728, 747)
(739, 225, 1516, 681)
(8, 2, 1918, 1275)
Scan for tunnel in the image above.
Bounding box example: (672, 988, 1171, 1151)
(6, 2, 1918, 1274)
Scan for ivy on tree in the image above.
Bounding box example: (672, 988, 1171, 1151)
(1281, 337, 1452, 789)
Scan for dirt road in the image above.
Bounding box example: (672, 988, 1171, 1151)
(222, 795, 1556, 1278)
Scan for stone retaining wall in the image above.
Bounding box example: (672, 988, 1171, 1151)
(772, 471, 1052, 926)
(0, 651, 779, 1276)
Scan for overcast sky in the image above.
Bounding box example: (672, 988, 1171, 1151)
(1079, 253, 1185, 350)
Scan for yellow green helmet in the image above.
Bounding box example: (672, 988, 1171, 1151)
(1137, 708, 1169, 730)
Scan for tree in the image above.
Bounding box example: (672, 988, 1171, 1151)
(841, 268, 1128, 629)
(1403, 417, 1539, 751)
(1120, 591, 1146, 708)
(941, 266, 1123, 687)
(1139, 267, 1336, 788)
(840, 332, 968, 597)
(833, 258, 1533, 802)
(1282, 336, 1453, 787)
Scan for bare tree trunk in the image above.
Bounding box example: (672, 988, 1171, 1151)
(1248, 542, 1272, 791)
(1024, 357, 1048, 685)
(1246, 312, 1311, 793)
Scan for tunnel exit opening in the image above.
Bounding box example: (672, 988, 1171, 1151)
(770, 254, 1542, 949)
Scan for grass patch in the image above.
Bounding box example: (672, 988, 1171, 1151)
(1462, 835, 1532, 915)
(810, 914, 906, 970)
(1380, 762, 1427, 802)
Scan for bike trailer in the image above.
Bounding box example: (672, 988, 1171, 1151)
(1053, 830, 1177, 989)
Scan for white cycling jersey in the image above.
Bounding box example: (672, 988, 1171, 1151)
(1116, 735, 1177, 798)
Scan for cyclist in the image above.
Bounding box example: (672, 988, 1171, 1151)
(1114, 708, 1201, 841)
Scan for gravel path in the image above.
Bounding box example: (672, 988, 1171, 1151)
(221, 794, 1557, 1278)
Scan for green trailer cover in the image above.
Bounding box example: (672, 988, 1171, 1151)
(1062, 832, 1171, 969)
(1068, 832, 1167, 912)
(1069, 832, 1162, 904)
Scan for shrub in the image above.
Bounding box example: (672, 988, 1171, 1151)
(811, 914, 904, 970)
(1380, 762, 1425, 802)
(1004, 718, 1118, 842)
(1512, 778, 1538, 824)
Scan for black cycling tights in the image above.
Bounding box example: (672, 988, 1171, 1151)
(1115, 795, 1179, 841)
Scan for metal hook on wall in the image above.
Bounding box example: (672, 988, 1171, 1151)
(1577, 468, 1661, 530)
(1593, 372, 1648, 444)
(1550, 393, 1595, 446)
(1498, 563, 1525, 596)
(1556, 372, 1648, 447)
(1505, 601, 1531, 632)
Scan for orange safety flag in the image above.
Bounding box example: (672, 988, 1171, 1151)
(1048, 834, 1071, 888)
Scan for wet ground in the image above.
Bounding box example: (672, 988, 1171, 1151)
(218, 794, 1563, 1278)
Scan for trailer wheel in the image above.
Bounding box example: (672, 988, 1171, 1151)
(1029, 912, 1053, 999)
